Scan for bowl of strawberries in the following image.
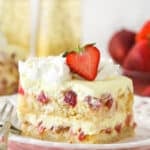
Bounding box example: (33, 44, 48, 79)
(108, 20, 150, 97)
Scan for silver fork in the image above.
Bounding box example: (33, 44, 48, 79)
(0, 102, 13, 150)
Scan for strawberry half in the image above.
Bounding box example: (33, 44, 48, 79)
(66, 44, 100, 81)
(136, 20, 150, 42)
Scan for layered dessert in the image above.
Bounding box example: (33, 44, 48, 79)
(17, 44, 135, 143)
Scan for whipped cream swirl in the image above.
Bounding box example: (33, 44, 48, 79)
(19, 56, 120, 90)
(19, 56, 71, 93)
(96, 59, 120, 80)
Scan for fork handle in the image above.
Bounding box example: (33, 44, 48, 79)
(0, 124, 21, 135)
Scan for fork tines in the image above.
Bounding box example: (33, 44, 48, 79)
(0, 103, 13, 124)
(0, 102, 21, 135)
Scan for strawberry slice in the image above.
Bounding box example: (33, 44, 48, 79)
(136, 20, 150, 42)
(66, 44, 100, 80)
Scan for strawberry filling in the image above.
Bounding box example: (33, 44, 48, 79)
(18, 85, 24, 95)
(64, 90, 77, 107)
(84, 94, 115, 111)
(125, 114, 132, 126)
(115, 124, 122, 133)
(84, 96, 101, 110)
(37, 121, 46, 134)
(105, 128, 112, 134)
(105, 99, 113, 109)
(37, 91, 49, 104)
(78, 132, 86, 141)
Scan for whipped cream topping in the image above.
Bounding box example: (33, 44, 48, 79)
(19, 56, 120, 93)
(19, 56, 71, 93)
(96, 59, 120, 80)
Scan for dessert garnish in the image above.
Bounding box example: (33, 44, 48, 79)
(65, 43, 100, 81)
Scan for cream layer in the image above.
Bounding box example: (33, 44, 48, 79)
(19, 76, 133, 102)
(20, 112, 132, 135)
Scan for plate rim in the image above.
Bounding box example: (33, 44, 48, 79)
(9, 133, 150, 149)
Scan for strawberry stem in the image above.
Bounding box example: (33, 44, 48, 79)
(77, 45, 81, 52)
(62, 43, 96, 56)
(74, 45, 83, 53)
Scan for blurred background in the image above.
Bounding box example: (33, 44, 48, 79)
(82, 0, 150, 56)
(0, 0, 149, 57)
(0, 0, 150, 96)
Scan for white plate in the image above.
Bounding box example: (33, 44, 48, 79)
(0, 95, 150, 150)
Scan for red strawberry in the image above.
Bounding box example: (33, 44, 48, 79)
(125, 114, 132, 126)
(115, 124, 122, 133)
(136, 20, 150, 42)
(37, 121, 46, 134)
(78, 132, 86, 141)
(66, 44, 100, 80)
(64, 90, 77, 107)
(18, 85, 24, 95)
(142, 86, 150, 96)
(108, 29, 136, 65)
(123, 40, 150, 72)
(37, 91, 49, 104)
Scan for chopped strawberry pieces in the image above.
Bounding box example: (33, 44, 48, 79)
(38, 126, 46, 134)
(37, 91, 49, 104)
(103, 94, 113, 109)
(18, 85, 24, 95)
(105, 128, 112, 134)
(37, 121, 46, 134)
(125, 114, 132, 126)
(132, 122, 137, 128)
(115, 124, 122, 133)
(78, 132, 86, 141)
(64, 90, 77, 107)
(105, 99, 113, 109)
(84, 96, 101, 110)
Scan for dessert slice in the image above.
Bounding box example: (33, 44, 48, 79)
(17, 45, 135, 144)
